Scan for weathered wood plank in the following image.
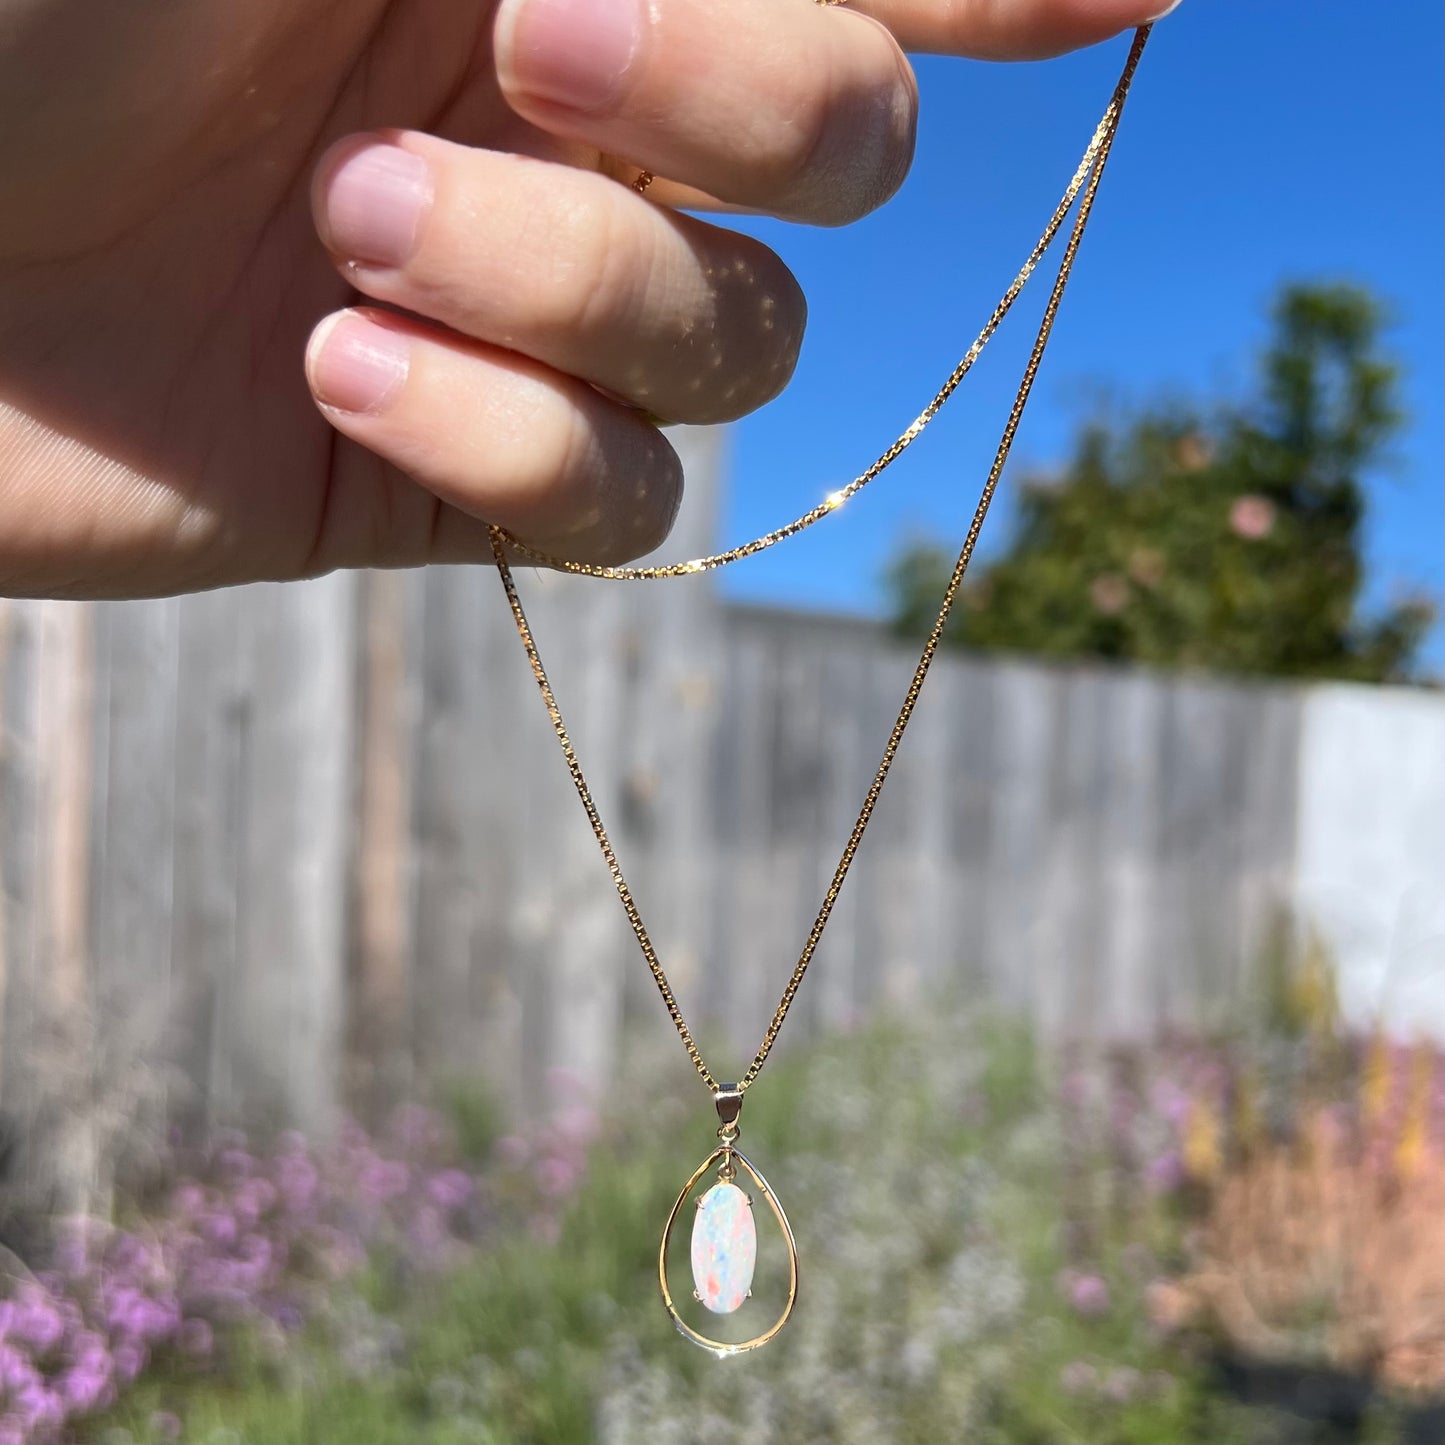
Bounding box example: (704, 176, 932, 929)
(89, 598, 179, 1109)
(170, 587, 245, 1128)
(222, 578, 356, 1133)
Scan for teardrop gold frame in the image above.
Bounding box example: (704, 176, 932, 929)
(658, 1146, 799, 1356)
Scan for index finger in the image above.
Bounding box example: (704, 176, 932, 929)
(847, 0, 1177, 59)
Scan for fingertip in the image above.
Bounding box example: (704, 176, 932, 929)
(305, 308, 411, 418)
(494, 0, 643, 116)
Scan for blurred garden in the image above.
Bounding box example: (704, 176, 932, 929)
(2, 945, 1440, 1445)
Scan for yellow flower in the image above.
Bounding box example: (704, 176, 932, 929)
(1394, 1044, 1435, 1181)
(1288, 933, 1340, 1038)
(1183, 1098, 1222, 1183)
(1234, 1072, 1263, 1154)
(1361, 1030, 1392, 1128)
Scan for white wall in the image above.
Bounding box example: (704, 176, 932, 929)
(1293, 684, 1445, 1041)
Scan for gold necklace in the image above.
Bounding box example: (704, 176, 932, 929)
(486, 25, 1152, 1355)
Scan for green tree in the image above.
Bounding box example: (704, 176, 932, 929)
(887, 284, 1432, 682)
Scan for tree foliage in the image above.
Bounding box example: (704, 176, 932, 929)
(887, 284, 1432, 682)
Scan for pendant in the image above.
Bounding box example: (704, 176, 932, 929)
(658, 1086, 799, 1355)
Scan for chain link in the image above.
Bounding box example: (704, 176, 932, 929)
(500, 55, 1128, 580)
(489, 26, 1152, 1095)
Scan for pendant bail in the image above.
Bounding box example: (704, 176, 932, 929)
(714, 1085, 743, 1143)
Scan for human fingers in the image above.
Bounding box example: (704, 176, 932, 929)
(494, 0, 918, 227)
(845, 0, 1179, 60)
(312, 134, 806, 425)
(303, 308, 682, 565)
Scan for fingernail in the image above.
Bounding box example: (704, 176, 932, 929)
(1144, 1, 1184, 17)
(307, 311, 410, 415)
(323, 142, 432, 267)
(498, 0, 641, 113)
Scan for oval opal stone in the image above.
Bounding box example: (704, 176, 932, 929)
(690, 1181, 757, 1314)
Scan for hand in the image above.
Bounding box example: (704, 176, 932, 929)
(0, 0, 1172, 597)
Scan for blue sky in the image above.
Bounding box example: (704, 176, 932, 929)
(711, 0, 1444, 673)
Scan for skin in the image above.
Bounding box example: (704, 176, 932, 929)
(0, 0, 1175, 598)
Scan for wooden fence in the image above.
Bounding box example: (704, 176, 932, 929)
(3, 427, 1419, 1215)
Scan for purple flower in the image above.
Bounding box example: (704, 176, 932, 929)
(1060, 1360, 1097, 1394)
(0, 1418, 26, 1445)
(112, 1340, 147, 1382)
(276, 1154, 320, 1215)
(138, 1295, 181, 1344)
(172, 1182, 207, 1218)
(12, 1381, 64, 1433)
(218, 1147, 255, 1179)
(1058, 1270, 1111, 1317)
(60, 1360, 114, 1413)
(535, 1155, 581, 1199)
(200, 1209, 238, 1247)
(8, 1290, 65, 1354)
(233, 1176, 279, 1227)
(425, 1169, 473, 1212)
(109, 1232, 156, 1278)
(0, 1345, 39, 1397)
(359, 1157, 410, 1202)
(1144, 1150, 1184, 1194)
(390, 1103, 446, 1155)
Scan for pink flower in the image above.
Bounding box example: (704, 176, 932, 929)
(1144, 1150, 1184, 1194)
(172, 1183, 207, 1218)
(553, 1105, 600, 1149)
(1060, 1360, 1097, 1394)
(8, 1290, 65, 1354)
(1088, 573, 1129, 615)
(425, 1169, 473, 1213)
(1058, 1269, 1111, 1317)
(0, 1342, 40, 1393)
(359, 1157, 410, 1202)
(495, 1135, 530, 1168)
(199, 1210, 238, 1247)
(390, 1103, 446, 1155)
(534, 1155, 581, 1199)
(217, 1148, 255, 1179)
(11, 1382, 63, 1434)
(60, 1360, 114, 1412)
(1229, 494, 1275, 540)
(232, 1177, 278, 1227)
(112, 1340, 147, 1382)
(275, 1154, 319, 1215)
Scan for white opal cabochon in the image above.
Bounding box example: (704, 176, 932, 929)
(690, 1181, 757, 1313)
